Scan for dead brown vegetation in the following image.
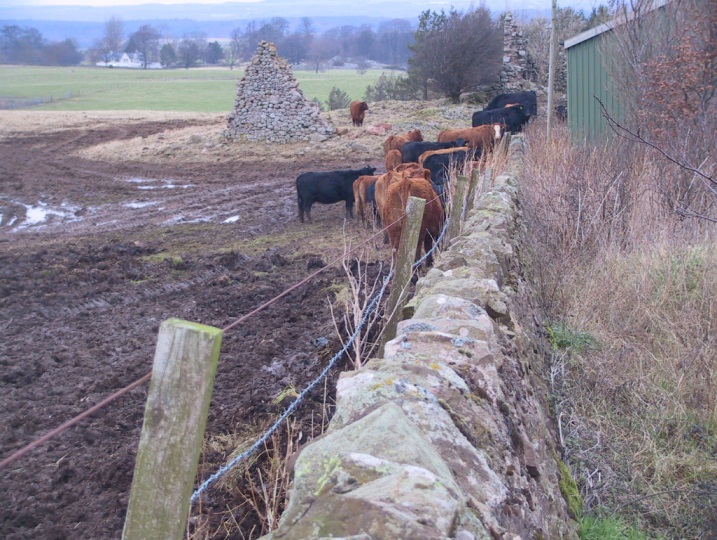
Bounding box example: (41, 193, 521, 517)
(522, 121, 717, 538)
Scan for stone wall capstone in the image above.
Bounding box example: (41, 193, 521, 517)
(224, 41, 335, 144)
(259, 137, 580, 540)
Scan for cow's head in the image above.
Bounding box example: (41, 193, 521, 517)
(361, 166, 377, 176)
(452, 138, 468, 147)
(407, 129, 424, 142)
(492, 123, 506, 140)
(360, 101, 369, 112)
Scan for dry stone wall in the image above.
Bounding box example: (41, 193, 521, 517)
(225, 41, 335, 144)
(260, 137, 579, 540)
(501, 12, 538, 91)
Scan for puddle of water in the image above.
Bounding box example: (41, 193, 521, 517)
(163, 215, 185, 224)
(14, 202, 80, 229)
(126, 177, 193, 190)
(124, 201, 159, 209)
(223, 215, 240, 223)
(126, 177, 154, 184)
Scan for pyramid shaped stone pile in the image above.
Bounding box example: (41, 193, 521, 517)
(225, 41, 335, 143)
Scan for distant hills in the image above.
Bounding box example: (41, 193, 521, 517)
(0, 1, 552, 49)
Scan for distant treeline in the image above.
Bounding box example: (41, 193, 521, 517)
(0, 16, 416, 70)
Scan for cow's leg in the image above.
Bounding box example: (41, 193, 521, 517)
(346, 202, 354, 220)
(423, 234, 434, 268)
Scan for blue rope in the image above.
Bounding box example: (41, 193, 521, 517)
(191, 269, 394, 504)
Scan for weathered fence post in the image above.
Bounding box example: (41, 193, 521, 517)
(381, 196, 425, 353)
(446, 174, 469, 244)
(122, 318, 222, 540)
(466, 167, 482, 216)
(482, 167, 493, 195)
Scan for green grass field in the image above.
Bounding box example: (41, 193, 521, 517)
(0, 65, 391, 112)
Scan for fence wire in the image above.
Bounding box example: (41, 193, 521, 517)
(191, 268, 394, 504)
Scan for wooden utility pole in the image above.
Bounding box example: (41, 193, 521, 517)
(547, 0, 559, 140)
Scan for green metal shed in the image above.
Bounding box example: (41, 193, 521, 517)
(564, 0, 669, 138)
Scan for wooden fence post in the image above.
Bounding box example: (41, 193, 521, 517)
(446, 174, 469, 244)
(381, 196, 425, 353)
(466, 167, 481, 216)
(122, 318, 222, 540)
(482, 167, 493, 195)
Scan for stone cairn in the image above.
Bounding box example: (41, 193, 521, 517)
(225, 41, 335, 143)
(500, 12, 538, 91)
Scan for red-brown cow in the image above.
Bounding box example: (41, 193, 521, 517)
(382, 129, 423, 155)
(381, 176, 444, 267)
(352, 175, 379, 224)
(350, 100, 369, 126)
(385, 149, 402, 171)
(437, 124, 504, 152)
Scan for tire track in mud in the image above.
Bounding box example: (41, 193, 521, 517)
(49, 269, 225, 320)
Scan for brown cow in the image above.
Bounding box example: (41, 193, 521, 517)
(373, 171, 404, 220)
(382, 129, 423, 155)
(381, 176, 445, 267)
(352, 175, 379, 224)
(395, 162, 431, 182)
(385, 149, 402, 171)
(437, 124, 504, 152)
(350, 100, 369, 126)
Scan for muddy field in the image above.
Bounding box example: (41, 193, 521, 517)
(0, 104, 471, 539)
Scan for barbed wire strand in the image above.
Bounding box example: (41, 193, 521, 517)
(0, 371, 152, 471)
(0, 212, 403, 473)
(190, 270, 394, 504)
(221, 210, 407, 333)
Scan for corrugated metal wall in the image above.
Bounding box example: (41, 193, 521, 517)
(566, 34, 622, 139)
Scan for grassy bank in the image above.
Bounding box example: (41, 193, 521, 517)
(0, 65, 390, 112)
(522, 124, 717, 538)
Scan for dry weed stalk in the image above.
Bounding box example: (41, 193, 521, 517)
(523, 124, 717, 537)
(328, 228, 391, 369)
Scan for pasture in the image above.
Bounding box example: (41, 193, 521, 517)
(0, 99, 465, 539)
(0, 65, 392, 112)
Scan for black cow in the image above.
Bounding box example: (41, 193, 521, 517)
(365, 181, 381, 224)
(472, 105, 530, 133)
(401, 139, 466, 165)
(485, 90, 538, 117)
(422, 149, 477, 204)
(556, 105, 567, 122)
(296, 166, 377, 223)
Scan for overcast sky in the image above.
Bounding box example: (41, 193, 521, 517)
(11, 0, 597, 10)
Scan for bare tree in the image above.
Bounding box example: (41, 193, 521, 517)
(89, 16, 124, 63)
(308, 36, 335, 73)
(177, 32, 206, 69)
(524, 7, 590, 86)
(601, 0, 717, 222)
(127, 24, 161, 68)
(104, 17, 124, 53)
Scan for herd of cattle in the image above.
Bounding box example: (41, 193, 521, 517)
(295, 91, 538, 265)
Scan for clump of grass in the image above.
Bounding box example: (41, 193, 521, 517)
(579, 515, 646, 540)
(547, 322, 596, 354)
(523, 122, 717, 538)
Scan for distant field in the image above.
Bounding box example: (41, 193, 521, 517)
(0, 65, 392, 112)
